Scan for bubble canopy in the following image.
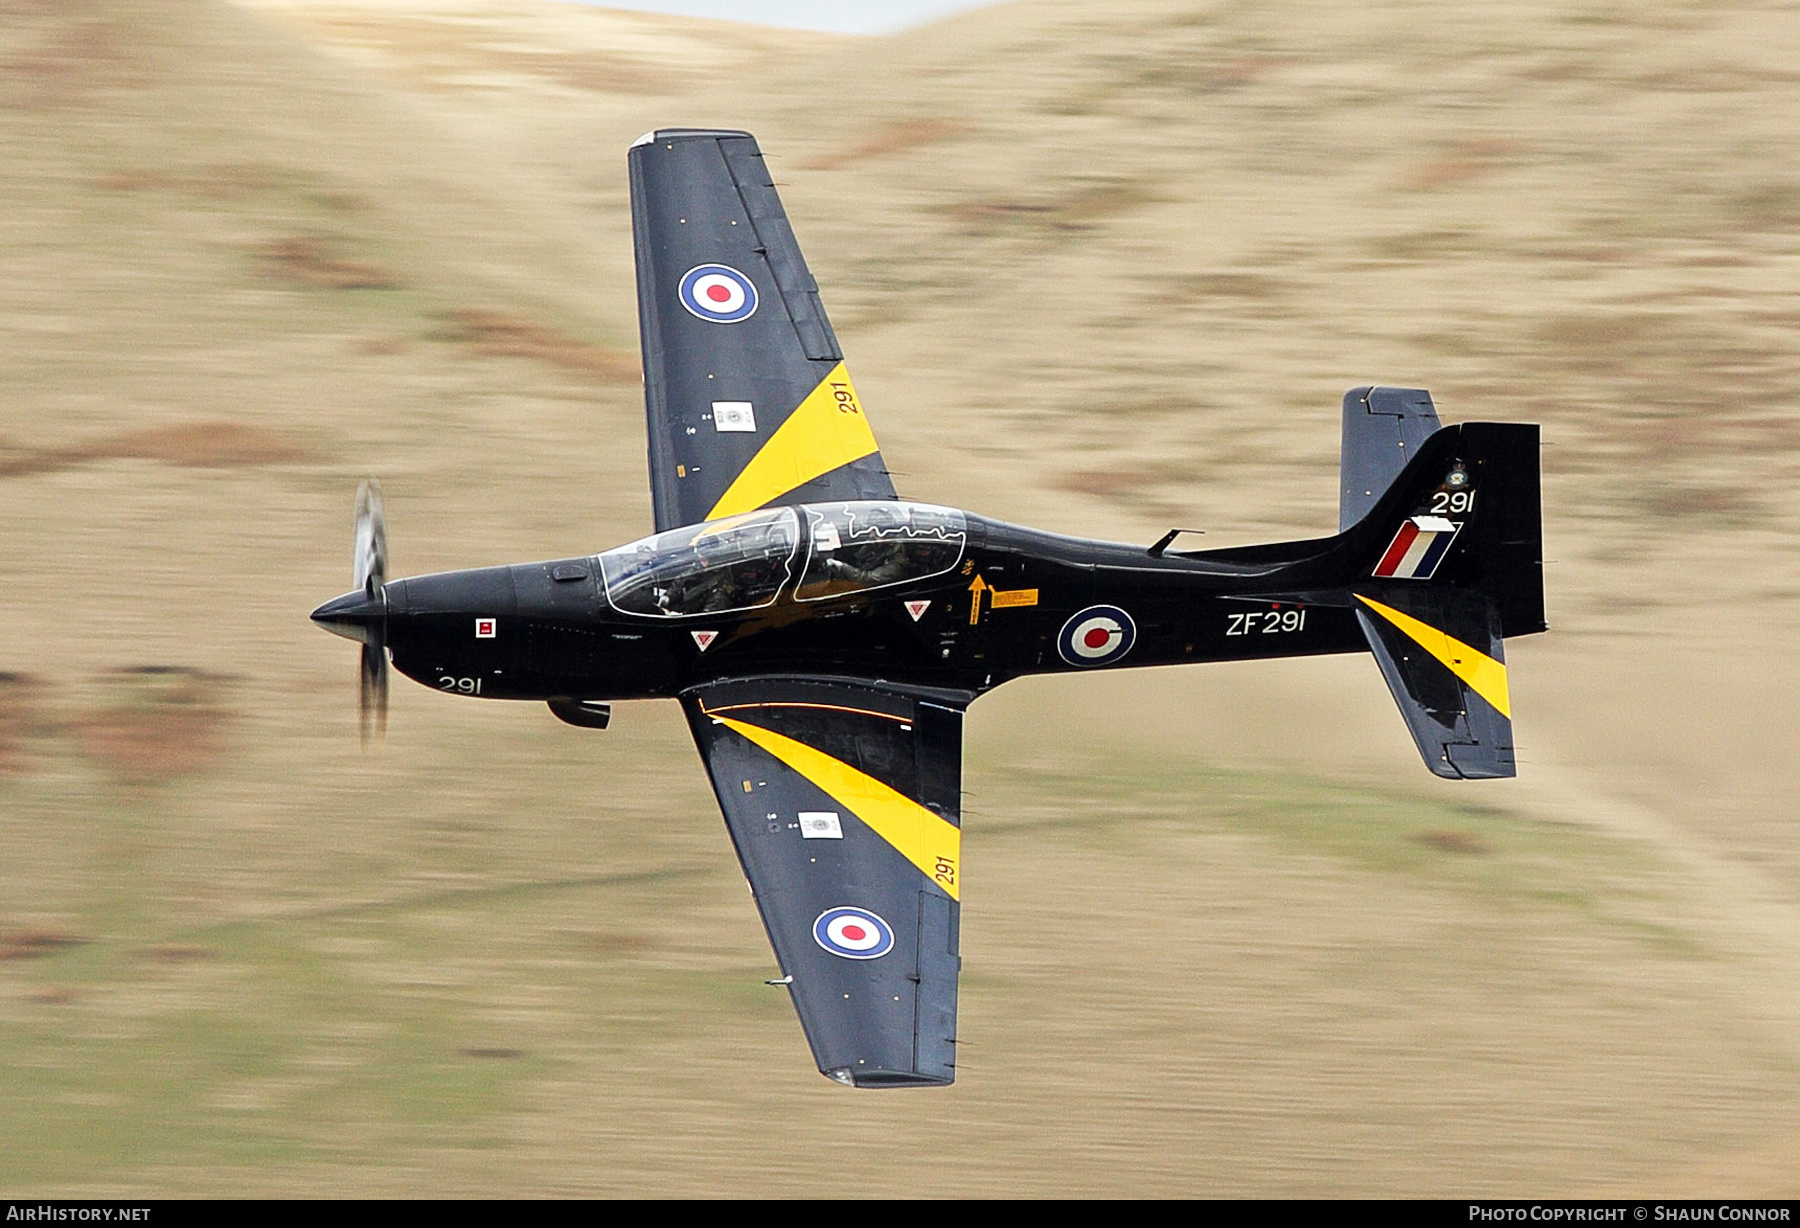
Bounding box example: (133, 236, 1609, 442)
(795, 502, 966, 602)
(598, 502, 967, 618)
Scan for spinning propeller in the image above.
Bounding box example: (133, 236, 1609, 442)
(311, 480, 390, 745)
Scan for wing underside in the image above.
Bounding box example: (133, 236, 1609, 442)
(629, 129, 897, 532)
(681, 675, 968, 1086)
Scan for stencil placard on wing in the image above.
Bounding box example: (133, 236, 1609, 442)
(799, 811, 843, 839)
(712, 401, 756, 432)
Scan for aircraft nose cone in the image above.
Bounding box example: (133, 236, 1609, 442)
(311, 588, 385, 643)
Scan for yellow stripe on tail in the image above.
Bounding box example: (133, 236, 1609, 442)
(1355, 594, 1512, 718)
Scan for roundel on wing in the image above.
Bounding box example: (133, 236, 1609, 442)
(678, 264, 758, 323)
(1057, 604, 1137, 667)
(813, 906, 894, 960)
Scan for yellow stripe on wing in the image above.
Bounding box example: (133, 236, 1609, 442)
(705, 363, 880, 520)
(1356, 594, 1512, 718)
(713, 713, 961, 900)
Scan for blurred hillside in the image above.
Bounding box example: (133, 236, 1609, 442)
(2, 0, 1799, 1196)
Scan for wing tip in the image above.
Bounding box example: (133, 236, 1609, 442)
(824, 1065, 955, 1089)
(629, 127, 757, 151)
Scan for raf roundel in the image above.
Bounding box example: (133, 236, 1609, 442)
(1057, 605, 1137, 667)
(813, 906, 895, 960)
(678, 263, 758, 324)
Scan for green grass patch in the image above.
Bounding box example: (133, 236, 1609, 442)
(976, 754, 1685, 949)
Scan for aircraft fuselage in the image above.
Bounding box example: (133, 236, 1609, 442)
(315, 503, 1370, 708)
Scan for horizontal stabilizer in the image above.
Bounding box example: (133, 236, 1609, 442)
(1340, 387, 1442, 532)
(1355, 586, 1515, 779)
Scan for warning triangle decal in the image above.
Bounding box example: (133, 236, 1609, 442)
(691, 630, 718, 652)
(904, 600, 931, 622)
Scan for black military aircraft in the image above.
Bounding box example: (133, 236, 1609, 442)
(313, 129, 1544, 1088)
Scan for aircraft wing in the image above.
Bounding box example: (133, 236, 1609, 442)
(680, 675, 968, 1086)
(629, 129, 898, 532)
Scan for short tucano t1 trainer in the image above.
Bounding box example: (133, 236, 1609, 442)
(313, 129, 1546, 1088)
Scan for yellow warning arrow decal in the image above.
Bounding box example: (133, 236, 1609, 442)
(1356, 594, 1512, 718)
(713, 714, 961, 899)
(967, 575, 986, 625)
(967, 575, 1036, 625)
(705, 363, 879, 521)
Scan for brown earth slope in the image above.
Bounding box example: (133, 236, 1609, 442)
(1, 0, 1798, 1196)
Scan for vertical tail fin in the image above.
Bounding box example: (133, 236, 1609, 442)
(1341, 412, 1543, 779)
(1339, 386, 1441, 532)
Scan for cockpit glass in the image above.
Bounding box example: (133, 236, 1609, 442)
(599, 508, 799, 618)
(795, 502, 967, 602)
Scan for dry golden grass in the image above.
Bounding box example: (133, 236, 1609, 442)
(0, 2, 150, 110)
(1413, 829, 1495, 855)
(0, 672, 44, 779)
(260, 235, 400, 289)
(1055, 468, 1140, 497)
(940, 181, 1155, 235)
(1401, 138, 1528, 191)
(0, 929, 83, 963)
(444, 308, 640, 380)
(67, 667, 235, 786)
(96, 163, 334, 202)
(801, 117, 970, 170)
(0, 423, 307, 477)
